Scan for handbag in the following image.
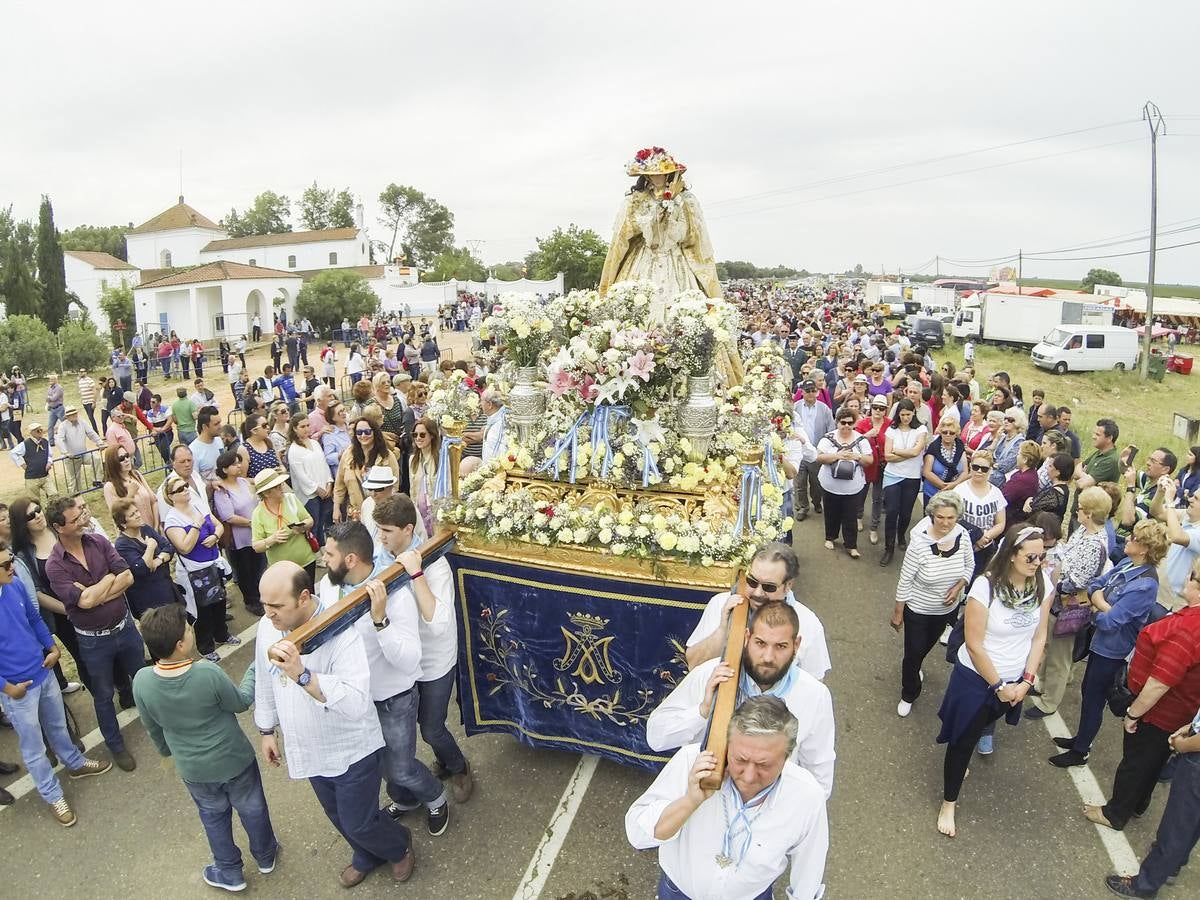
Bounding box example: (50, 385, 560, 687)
(1107, 663, 1134, 718)
(944, 587, 994, 664)
(1052, 602, 1093, 637)
(186, 563, 226, 608)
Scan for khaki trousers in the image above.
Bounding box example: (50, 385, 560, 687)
(1031, 628, 1081, 714)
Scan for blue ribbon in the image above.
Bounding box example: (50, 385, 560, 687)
(762, 436, 781, 487)
(433, 435, 461, 500)
(537, 410, 590, 483)
(590, 404, 630, 478)
(640, 445, 660, 487)
(733, 463, 763, 538)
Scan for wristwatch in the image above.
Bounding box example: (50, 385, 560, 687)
(297, 668, 312, 687)
(373, 616, 390, 631)
(258, 727, 276, 736)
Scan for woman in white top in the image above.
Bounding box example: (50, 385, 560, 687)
(880, 398, 928, 566)
(953, 449, 1007, 578)
(815, 405, 873, 559)
(892, 491, 975, 718)
(346, 342, 365, 384)
(935, 523, 1053, 838)
(409, 416, 441, 537)
(285, 412, 334, 543)
(267, 403, 291, 456)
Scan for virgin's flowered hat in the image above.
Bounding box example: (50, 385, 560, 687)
(626, 146, 686, 177)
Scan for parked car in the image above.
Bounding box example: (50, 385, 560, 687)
(902, 315, 946, 349)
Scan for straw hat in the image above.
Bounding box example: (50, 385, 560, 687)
(253, 469, 290, 494)
(626, 146, 686, 177)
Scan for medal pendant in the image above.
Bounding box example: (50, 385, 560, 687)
(715, 853, 732, 868)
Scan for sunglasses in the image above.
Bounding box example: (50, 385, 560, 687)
(26, 507, 42, 521)
(971, 464, 991, 473)
(170, 485, 189, 495)
(745, 574, 780, 594)
(0, 558, 12, 570)
(355, 428, 373, 436)
(117, 453, 130, 462)
(1004, 416, 1016, 423)
(1021, 552, 1047, 564)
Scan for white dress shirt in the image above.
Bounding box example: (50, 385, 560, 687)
(286, 439, 333, 505)
(626, 743, 828, 900)
(253, 615, 384, 780)
(645, 659, 836, 798)
(687, 592, 831, 681)
(377, 544, 457, 681)
(156, 469, 211, 520)
(317, 560, 423, 702)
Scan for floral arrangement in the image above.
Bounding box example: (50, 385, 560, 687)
(425, 370, 481, 430)
(665, 291, 741, 376)
(626, 146, 687, 178)
(720, 343, 793, 444)
(479, 293, 555, 368)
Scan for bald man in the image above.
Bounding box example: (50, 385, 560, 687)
(253, 562, 414, 887)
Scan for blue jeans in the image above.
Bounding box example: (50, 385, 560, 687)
(48, 405, 65, 445)
(178, 430, 197, 446)
(304, 495, 334, 546)
(1072, 652, 1128, 753)
(74, 615, 147, 753)
(309, 748, 411, 872)
(0, 674, 87, 803)
(658, 871, 771, 899)
(184, 760, 278, 878)
(883, 477, 921, 550)
(416, 667, 466, 775)
(1135, 750, 1200, 892)
(377, 689, 444, 807)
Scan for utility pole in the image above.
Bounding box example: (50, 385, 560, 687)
(1017, 249, 1022, 295)
(1140, 101, 1166, 380)
(935, 255, 940, 278)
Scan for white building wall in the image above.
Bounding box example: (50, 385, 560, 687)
(63, 256, 140, 327)
(197, 235, 365, 272)
(126, 226, 226, 270)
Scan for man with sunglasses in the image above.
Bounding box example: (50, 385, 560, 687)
(0, 540, 112, 824)
(684, 542, 831, 682)
(44, 497, 144, 772)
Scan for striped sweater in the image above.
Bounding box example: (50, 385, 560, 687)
(895, 519, 976, 615)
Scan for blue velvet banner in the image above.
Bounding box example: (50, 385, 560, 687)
(449, 550, 715, 769)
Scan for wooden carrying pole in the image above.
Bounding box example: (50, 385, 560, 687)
(276, 529, 457, 656)
(700, 576, 750, 790)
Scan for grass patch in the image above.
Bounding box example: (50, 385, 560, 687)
(1019, 277, 1200, 301)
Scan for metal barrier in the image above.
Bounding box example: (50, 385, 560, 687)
(45, 432, 168, 499)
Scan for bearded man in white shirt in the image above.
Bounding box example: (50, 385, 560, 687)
(254, 561, 415, 888)
(647, 603, 835, 798)
(626, 695, 828, 900)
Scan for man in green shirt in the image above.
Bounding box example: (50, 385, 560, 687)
(1070, 418, 1122, 529)
(169, 385, 199, 445)
(133, 605, 279, 893)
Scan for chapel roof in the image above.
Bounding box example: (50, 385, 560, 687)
(63, 250, 137, 270)
(135, 260, 301, 289)
(201, 227, 359, 252)
(128, 197, 224, 234)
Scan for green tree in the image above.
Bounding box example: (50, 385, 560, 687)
(221, 191, 292, 237)
(426, 246, 487, 282)
(0, 315, 57, 377)
(375, 184, 454, 269)
(60, 224, 128, 260)
(492, 261, 526, 281)
(1081, 268, 1122, 293)
(525, 224, 607, 292)
(98, 280, 135, 344)
(36, 196, 71, 331)
(294, 270, 380, 335)
(1, 232, 42, 317)
(57, 316, 110, 370)
(297, 183, 356, 231)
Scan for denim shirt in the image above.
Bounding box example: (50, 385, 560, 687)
(1089, 559, 1160, 660)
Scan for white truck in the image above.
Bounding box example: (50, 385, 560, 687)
(951, 291, 1113, 346)
(912, 286, 957, 313)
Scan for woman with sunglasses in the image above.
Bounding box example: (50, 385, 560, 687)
(988, 408, 1027, 487)
(409, 417, 443, 537)
(266, 403, 291, 456)
(1050, 519, 1170, 768)
(922, 414, 968, 509)
(935, 524, 1054, 838)
(815, 406, 874, 559)
(284, 413, 333, 545)
(102, 444, 160, 532)
(332, 415, 398, 524)
(211, 449, 265, 616)
(250, 469, 317, 582)
(163, 473, 232, 662)
(8, 497, 87, 694)
(240, 414, 280, 479)
(954, 450, 1007, 579)
(370, 371, 409, 453)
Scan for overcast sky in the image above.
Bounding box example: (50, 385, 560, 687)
(3, 1, 1199, 284)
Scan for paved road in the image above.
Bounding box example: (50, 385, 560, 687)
(2, 514, 1196, 899)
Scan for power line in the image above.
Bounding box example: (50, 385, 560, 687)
(1024, 237, 1200, 262)
(707, 138, 1142, 221)
(705, 119, 1138, 208)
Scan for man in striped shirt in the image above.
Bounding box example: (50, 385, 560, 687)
(77, 369, 99, 432)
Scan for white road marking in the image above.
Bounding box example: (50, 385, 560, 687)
(0, 619, 259, 812)
(512, 754, 600, 900)
(1040, 711, 1141, 875)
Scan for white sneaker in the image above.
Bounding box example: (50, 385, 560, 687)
(62, 682, 83, 694)
(897, 700, 913, 717)
(938, 625, 952, 646)
(919, 670, 925, 682)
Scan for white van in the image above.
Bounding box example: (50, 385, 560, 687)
(1030, 325, 1140, 374)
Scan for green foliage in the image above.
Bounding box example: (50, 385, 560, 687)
(1081, 268, 1123, 293)
(1, 221, 42, 317)
(56, 316, 110, 370)
(426, 246, 487, 282)
(298, 183, 356, 231)
(525, 225, 607, 291)
(36, 196, 70, 331)
(221, 191, 292, 237)
(717, 260, 805, 281)
(98, 280, 135, 344)
(375, 184, 454, 269)
(60, 224, 128, 260)
(294, 270, 380, 335)
(0, 315, 57, 377)
(492, 261, 526, 281)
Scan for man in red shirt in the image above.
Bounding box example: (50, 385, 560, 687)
(1085, 565, 1200, 832)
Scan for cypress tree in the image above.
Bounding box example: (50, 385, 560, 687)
(36, 195, 70, 331)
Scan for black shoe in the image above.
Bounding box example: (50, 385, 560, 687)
(879, 549, 894, 567)
(225, 612, 234, 622)
(1052, 736, 1075, 750)
(1049, 749, 1089, 768)
(898, 533, 908, 548)
(813, 503, 823, 514)
(795, 509, 808, 522)
(117, 693, 136, 711)
(1104, 875, 1157, 898)
(0, 785, 13, 805)
(0, 761, 19, 776)
(1024, 706, 1051, 720)
(427, 800, 449, 837)
(384, 801, 418, 820)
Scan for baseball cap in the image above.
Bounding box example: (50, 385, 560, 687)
(854, 373, 869, 383)
(800, 379, 816, 391)
(123, 390, 136, 403)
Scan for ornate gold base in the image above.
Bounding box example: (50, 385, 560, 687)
(454, 530, 737, 592)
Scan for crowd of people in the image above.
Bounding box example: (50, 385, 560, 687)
(2, 281, 1200, 898)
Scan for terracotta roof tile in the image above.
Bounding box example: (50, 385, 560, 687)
(63, 250, 137, 270)
(134, 260, 302, 290)
(128, 198, 223, 234)
(296, 265, 384, 281)
(201, 227, 359, 252)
